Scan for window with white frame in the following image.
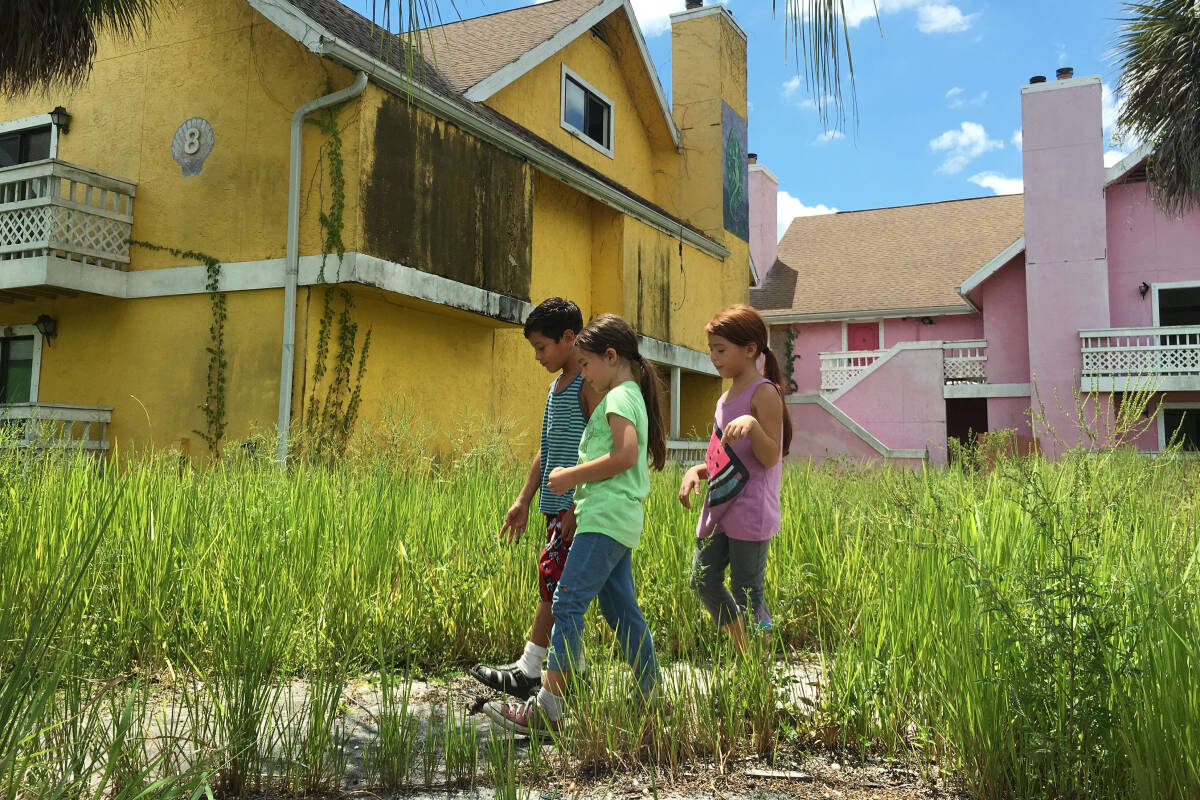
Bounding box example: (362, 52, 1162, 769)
(0, 115, 56, 168)
(1162, 405, 1200, 452)
(561, 65, 613, 157)
(0, 334, 36, 403)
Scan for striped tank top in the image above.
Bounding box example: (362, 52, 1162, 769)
(539, 372, 588, 514)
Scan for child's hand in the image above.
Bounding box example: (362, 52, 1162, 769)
(500, 498, 530, 543)
(562, 506, 578, 545)
(547, 467, 575, 495)
(678, 468, 702, 509)
(722, 414, 759, 444)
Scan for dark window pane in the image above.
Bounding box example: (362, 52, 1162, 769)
(1164, 409, 1200, 451)
(1, 337, 34, 404)
(563, 78, 586, 134)
(584, 93, 608, 148)
(0, 134, 19, 168)
(23, 127, 51, 162)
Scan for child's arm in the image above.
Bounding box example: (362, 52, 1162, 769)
(721, 384, 785, 468)
(678, 463, 709, 508)
(547, 414, 637, 494)
(501, 451, 541, 542)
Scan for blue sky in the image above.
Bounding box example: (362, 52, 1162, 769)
(339, 0, 1135, 238)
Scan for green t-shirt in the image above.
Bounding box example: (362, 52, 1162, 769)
(573, 381, 650, 549)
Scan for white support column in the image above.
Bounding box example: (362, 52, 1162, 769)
(670, 366, 681, 439)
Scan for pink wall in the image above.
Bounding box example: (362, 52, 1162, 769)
(882, 314, 983, 348)
(833, 344, 948, 464)
(979, 253, 1031, 384)
(987, 397, 1033, 437)
(748, 164, 779, 282)
(1022, 76, 1112, 456)
(1107, 181, 1200, 328)
(789, 321, 842, 394)
(787, 402, 926, 469)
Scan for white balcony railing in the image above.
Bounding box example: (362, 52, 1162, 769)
(819, 340, 989, 395)
(667, 438, 708, 466)
(819, 350, 886, 393)
(944, 339, 988, 384)
(1081, 325, 1200, 392)
(0, 403, 113, 456)
(0, 159, 135, 270)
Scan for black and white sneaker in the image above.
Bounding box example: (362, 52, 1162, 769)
(469, 661, 542, 700)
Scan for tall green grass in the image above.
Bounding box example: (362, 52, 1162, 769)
(1, 422, 1199, 798)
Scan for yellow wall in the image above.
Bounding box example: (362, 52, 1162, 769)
(0, 0, 360, 269)
(485, 28, 663, 205)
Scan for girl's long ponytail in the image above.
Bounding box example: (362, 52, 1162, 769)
(761, 348, 793, 457)
(636, 354, 667, 470)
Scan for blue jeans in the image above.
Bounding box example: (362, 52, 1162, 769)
(548, 532, 660, 696)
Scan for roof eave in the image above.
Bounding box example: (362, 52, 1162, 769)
(462, 0, 681, 149)
(1104, 141, 1154, 188)
(958, 235, 1025, 299)
(759, 304, 977, 324)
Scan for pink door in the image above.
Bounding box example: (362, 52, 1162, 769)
(847, 322, 879, 351)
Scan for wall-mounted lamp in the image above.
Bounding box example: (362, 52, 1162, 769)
(920, 316, 935, 325)
(34, 314, 58, 345)
(48, 106, 72, 135)
(1139, 281, 1151, 298)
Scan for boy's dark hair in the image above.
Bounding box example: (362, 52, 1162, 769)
(523, 297, 583, 341)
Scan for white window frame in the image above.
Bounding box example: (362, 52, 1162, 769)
(1151, 280, 1200, 326)
(0, 323, 44, 403)
(0, 113, 59, 161)
(840, 319, 884, 351)
(1157, 402, 1200, 454)
(560, 64, 614, 159)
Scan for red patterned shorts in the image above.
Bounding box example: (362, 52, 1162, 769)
(538, 509, 575, 603)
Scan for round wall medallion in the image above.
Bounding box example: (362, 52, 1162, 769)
(171, 117, 215, 177)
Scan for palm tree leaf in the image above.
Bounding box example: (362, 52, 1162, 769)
(776, 0, 874, 132)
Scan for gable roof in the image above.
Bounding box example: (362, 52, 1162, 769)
(246, 0, 726, 259)
(752, 194, 1024, 319)
(424, 0, 679, 147)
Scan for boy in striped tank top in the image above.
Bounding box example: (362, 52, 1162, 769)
(470, 297, 599, 699)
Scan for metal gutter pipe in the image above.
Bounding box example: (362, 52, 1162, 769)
(277, 71, 369, 466)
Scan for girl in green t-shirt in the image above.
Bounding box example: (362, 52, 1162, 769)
(485, 314, 668, 737)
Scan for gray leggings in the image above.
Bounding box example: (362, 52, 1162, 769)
(690, 532, 770, 628)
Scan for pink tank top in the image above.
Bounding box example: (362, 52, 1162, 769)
(696, 377, 783, 541)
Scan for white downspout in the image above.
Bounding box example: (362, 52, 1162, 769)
(276, 71, 368, 466)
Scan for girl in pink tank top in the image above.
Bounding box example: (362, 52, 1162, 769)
(678, 305, 792, 653)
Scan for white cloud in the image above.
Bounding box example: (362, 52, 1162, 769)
(968, 171, 1023, 195)
(1011, 129, 1022, 150)
(783, 75, 802, 98)
(930, 122, 1003, 174)
(1104, 150, 1127, 168)
(946, 87, 987, 108)
(1101, 82, 1122, 132)
(778, 191, 837, 240)
(840, 0, 975, 34)
(946, 87, 964, 103)
(815, 130, 846, 144)
(629, 0, 724, 36)
(917, 3, 976, 33)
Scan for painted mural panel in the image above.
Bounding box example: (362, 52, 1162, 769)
(721, 101, 749, 242)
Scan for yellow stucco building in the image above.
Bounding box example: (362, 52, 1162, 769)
(0, 0, 751, 460)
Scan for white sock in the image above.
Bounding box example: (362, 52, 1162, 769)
(516, 641, 548, 678)
(537, 686, 564, 720)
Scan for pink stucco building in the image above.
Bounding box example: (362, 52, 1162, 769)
(751, 72, 1200, 464)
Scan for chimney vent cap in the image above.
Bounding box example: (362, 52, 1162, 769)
(1056, 67, 1074, 80)
(1029, 75, 1047, 84)
(684, 0, 702, 8)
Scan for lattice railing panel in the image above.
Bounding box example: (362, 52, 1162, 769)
(1081, 326, 1200, 382)
(0, 159, 135, 270)
(819, 350, 885, 394)
(944, 340, 987, 384)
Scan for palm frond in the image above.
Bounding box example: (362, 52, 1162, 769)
(776, 0, 874, 132)
(1, 0, 161, 99)
(1115, 0, 1200, 213)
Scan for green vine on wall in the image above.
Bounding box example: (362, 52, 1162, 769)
(784, 325, 799, 395)
(301, 88, 373, 460)
(129, 240, 228, 456)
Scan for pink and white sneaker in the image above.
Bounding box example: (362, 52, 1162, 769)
(483, 698, 562, 738)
